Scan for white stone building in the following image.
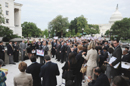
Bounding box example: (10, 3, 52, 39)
(0, 0, 23, 36)
(95, 5, 123, 37)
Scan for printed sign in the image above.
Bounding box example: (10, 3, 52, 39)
(36, 49, 44, 56)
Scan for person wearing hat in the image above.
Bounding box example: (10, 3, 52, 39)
(0, 59, 7, 86)
(0, 41, 5, 66)
(39, 55, 60, 86)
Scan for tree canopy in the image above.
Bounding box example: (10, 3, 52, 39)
(42, 29, 49, 38)
(69, 15, 89, 34)
(110, 18, 130, 39)
(0, 25, 20, 41)
(48, 15, 69, 37)
(22, 22, 42, 37)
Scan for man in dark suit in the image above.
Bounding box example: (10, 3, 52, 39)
(39, 55, 60, 86)
(72, 44, 77, 56)
(125, 47, 130, 54)
(55, 41, 61, 61)
(13, 42, 19, 62)
(74, 45, 84, 86)
(40, 42, 49, 64)
(88, 67, 110, 86)
(26, 56, 42, 86)
(121, 50, 130, 79)
(122, 50, 130, 62)
(60, 42, 65, 63)
(51, 40, 56, 58)
(110, 40, 122, 78)
(7, 42, 15, 64)
(99, 47, 108, 67)
(0, 41, 5, 66)
(66, 43, 71, 61)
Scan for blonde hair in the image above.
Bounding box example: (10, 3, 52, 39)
(88, 41, 96, 50)
(77, 45, 83, 50)
(18, 62, 27, 72)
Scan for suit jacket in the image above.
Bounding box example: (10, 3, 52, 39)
(13, 44, 19, 52)
(14, 72, 33, 86)
(75, 51, 84, 73)
(67, 46, 71, 56)
(122, 54, 130, 62)
(51, 42, 56, 54)
(41, 45, 49, 55)
(39, 61, 60, 86)
(90, 73, 110, 86)
(99, 51, 108, 67)
(19, 42, 26, 51)
(26, 62, 42, 86)
(0, 45, 5, 57)
(7, 44, 14, 55)
(83, 49, 97, 67)
(60, 45, 65, 54)
(72, 48, 77, 56)
(112, 45, 122, 67)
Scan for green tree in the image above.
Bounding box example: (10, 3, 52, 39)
(0, 4, 5, 24)
(48, 15, 69, 37)
(88, 24, 100, 34)
(105, 30, 110, 35)
(110, 18, 130, 39)
(22, 22, 42, 37)
(42, 29, 49, 38)
(69, 15, 89, 35)
(0, 25, 20, 41)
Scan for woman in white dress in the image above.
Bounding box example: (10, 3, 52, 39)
(47, 42, 52, 57)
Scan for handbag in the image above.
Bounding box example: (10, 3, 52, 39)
(62, 61, 73, 80)
(80, 64, 87, 73)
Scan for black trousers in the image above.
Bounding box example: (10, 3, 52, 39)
(61, 53, 65, 63)
(0, 52, 5, 64)
(14, 51, 19, 62)
(74, 72, 82, 86)
(40, 56, 45, 64)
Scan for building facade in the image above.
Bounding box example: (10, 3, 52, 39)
(95, 5, 123, 37)
(0, 0, 22, 36)
(99, 5, 123, 36)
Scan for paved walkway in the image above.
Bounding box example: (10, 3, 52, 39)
(2, 57, 66, 86)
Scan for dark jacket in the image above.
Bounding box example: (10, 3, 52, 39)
(89, 73, 110, 86)
(112, 45, 122, 67)
(62, 60, 77, 76)
(72, 48, 77, 56)
(67, 46, 71, 56)
(99, 51, 108, 67)
(75, 51, 84, 73)
(39, 61, 60, 86)
(26, 62, 42, 86)
(122, 54, 130, 62)
(41, 45, 49, 55)
(7, 44, 14, 55)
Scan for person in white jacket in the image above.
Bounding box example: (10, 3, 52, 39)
(82, 41, 98, 78)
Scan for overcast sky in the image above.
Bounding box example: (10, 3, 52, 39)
(16, 0, 130, 30)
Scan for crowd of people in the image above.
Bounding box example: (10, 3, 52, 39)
(0, 37, 130, 86)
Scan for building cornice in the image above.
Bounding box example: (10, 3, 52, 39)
(14, 2, 23, 7)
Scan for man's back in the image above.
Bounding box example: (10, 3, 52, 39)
(94, 73, 110, 86)
(40, 61, 60, 86)
(26, 62, 41, 86)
